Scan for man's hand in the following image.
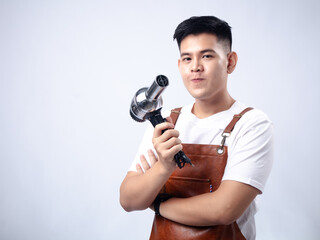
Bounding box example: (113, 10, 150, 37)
(136, 149, 158, 174)
(120, 117, 181, 212)
(120, 118, 180, 212)
(152, 117, 182, 173)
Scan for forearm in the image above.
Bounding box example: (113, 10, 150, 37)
(160, 193, 227, 226)
(159, 180, 259, 226)
(120, 162, 174, 212)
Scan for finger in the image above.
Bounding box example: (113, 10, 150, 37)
(153, 122, 175, 138)
(148, 149, 158, 166)
(157, 137, 182, 155)
(153, 129, 180, 146)
(163, 143, 183, 160)
(140, 154, 151, 171)
(136, 163, 144, 174)
(165, 116, 173, 124)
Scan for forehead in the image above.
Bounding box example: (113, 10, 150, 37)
(180, 33, 224, 54)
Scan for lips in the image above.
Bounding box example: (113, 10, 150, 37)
(191, 78, 204, 83)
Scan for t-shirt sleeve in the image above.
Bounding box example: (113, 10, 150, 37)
(222, 111, 274, 193)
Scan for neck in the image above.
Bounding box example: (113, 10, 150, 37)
(192, 93, 235, 119)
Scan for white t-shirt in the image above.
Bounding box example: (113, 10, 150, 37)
(129, 101, 273, 240)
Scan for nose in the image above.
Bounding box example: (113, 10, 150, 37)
(191, 59, 203, 72)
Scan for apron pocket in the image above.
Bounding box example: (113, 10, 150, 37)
(165, 176, 211, 198)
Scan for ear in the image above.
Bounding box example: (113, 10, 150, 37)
(178, 58, 181, 68)
(227, 51, 238, 74)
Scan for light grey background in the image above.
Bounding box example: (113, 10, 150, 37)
(1, 0, 319, 239)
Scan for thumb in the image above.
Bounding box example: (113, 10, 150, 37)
(165, 116, 173, 124)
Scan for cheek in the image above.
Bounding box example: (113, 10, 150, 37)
(210, 62, 227, 78)
(179, 64, 187, 75)
(179, 67, 190, 83)
(182, 77, 189, 88)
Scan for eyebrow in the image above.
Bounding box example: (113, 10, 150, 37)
(180, 49, 217, 57)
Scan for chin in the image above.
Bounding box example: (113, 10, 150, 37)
(188, 90, 207, 99)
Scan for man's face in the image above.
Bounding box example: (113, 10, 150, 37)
(178, 33, 230, 103)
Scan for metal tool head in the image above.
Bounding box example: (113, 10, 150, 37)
(130, 75, 169, 122)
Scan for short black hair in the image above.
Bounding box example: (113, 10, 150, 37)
(173, 16, 232, 52)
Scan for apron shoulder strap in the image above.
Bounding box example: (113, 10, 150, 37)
(170, 108, 182, 126)
(223, 107, 253, 135)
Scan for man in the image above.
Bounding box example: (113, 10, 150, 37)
(120, 16, 273, 240)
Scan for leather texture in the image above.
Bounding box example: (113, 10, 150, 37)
(149, 107, 253, 240)
(149, 144, 245, 240)
(223, 107, 253, 134)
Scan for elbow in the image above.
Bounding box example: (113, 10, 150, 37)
(218, 215, 238, 226)
(119, 190, 148, 212)
(119, 181, 136, 212)
(119, 175, 151, 212)
(216, 207, 240, 225)
(119, 186, 132, 212)
(120, 198, 134, 212)
(119, 188, 137, 212)
(202, 201, 238, 226)
(199, 208, 237, 226)
(120, 197, 149, 212)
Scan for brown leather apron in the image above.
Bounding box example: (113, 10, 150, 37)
(150, 107, 253, 240)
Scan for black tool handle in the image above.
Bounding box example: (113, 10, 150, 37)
(146, 108, 193, 168)
(148, 108, 166, 128)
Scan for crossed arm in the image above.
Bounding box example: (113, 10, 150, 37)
(119, 120, 260, 226)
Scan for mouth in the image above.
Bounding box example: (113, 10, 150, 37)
(191, 78, 204, 83)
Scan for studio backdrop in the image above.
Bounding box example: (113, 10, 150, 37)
(0, 0, 319, 239)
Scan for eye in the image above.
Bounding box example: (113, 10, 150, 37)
(203, 54, 213, 59)
(182, 57, 191, 62)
